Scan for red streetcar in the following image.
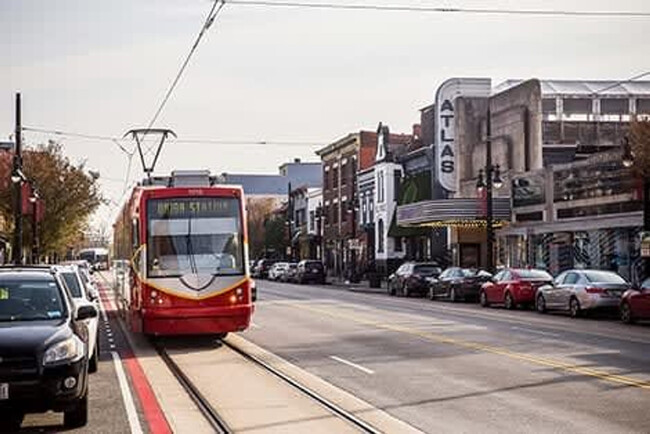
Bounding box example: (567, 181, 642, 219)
(479, 268, 552, 310)
(113, 171, 253, 337)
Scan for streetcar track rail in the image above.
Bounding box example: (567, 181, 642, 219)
(222, 339, 382, 434)
(154, 341, 232, 434)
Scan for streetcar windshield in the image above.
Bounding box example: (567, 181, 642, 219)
(146, 197, 244, 277)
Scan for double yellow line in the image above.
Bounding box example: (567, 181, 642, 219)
(290, 302, 650, 391)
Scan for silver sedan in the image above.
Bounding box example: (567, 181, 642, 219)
(536, 269, 630, 318)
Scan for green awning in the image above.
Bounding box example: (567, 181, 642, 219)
(388, 209, 429, 237)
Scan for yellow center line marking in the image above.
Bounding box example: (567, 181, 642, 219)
(291, 302, 650, 391)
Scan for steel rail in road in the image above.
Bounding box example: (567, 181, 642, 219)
(222, 339, 382, 434)
(153, 342, 232, 434)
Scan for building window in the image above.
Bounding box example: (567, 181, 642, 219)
(393, 169, 402, 201)
(362, 194, 368, 224)
(563, 98, 591, 114)
(332, 204, 338, 224)
(323, 168, 329, 190)
(377, 171, 385, 203)
(332, 167, 339, 189)
(310, 210, 315, 231)
(377, 219, 384, 252)
(341, 159, 347, 186)
(637, 98, 650, 114)
(542, 98, 557, 114)
(369, 198, 374, 222)
(341, 200, 347, 223)
(395, 237, 402, 252)
(601, 98, 628, 115)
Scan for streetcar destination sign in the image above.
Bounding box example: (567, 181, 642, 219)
(149, 197, 238, 219)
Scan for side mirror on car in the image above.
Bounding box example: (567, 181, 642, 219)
(76, 305, 98, 321)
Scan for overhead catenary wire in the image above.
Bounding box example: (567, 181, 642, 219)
(143, 0, 226, 151)
(22, 126, 326, 147)
(226, 0, 650, 18)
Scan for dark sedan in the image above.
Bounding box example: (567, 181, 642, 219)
(429, 268, 492, 302)
(388, 262, 442, 297)
(620, 277, 650, 323)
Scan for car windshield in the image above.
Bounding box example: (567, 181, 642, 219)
(305, 262, 323, 270)
(583, 271, 626, 284)
(413, 265, 441, 275)
(0, 278, 67, 322)
(516, 270, 552, 281)
(147, 197, 244, 277)
(61, 271, 83, 298)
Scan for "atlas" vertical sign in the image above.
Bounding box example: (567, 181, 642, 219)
(434, 78, 492, 192)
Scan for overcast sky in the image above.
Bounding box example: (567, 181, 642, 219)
(1, 0, 649, 228)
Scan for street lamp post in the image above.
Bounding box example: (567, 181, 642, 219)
(476, 107, 503, 273)
(347, 197, 359, 282)
(621, 136, 649, 279)
(29, 188, 40, 264)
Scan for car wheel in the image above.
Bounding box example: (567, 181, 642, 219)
(536, 294, 547, 314)
(402, 283, 410, 297)
(64, 391, 88, 428)
(0, 411, 24, 431)
(89, 338, 99, 374)
(620, 302, 635, 324)
(569, 297, 582, 318)
(428, 286, 435, 301)
(479, 290, 489, 307)
(504, 292, 515, 310)
(388, 280, 396, 296)
(449, 287, 457, 303)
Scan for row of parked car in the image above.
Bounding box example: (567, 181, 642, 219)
(387, 262, 650, 324)
(0, 261, 100, 430)
(251, 259, 326, 284)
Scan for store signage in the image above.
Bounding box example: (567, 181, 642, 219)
(434, 78, 491, 192)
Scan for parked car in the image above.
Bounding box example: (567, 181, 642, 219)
(536, 269, 630, 318)
(0, 266, 97, 430)
(55, 265, 100, 373)
(620, 277, 650, 323)
(480, 268, 552, 309)
(254, 259, 278, 279)
(429, 267, 492, 302)
(295, 260, 326, 284)
(388, 262, 442, 297)
(280, 263, 298, 282)
(268, 262, 290, 281)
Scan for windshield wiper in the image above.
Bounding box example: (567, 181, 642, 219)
(186, 212, 198, 275)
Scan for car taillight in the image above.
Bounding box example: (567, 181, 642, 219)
(585, 287, 605, 294)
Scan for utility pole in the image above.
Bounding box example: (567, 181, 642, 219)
(486, 105, 494, 274)
(12, 93, 23, 265)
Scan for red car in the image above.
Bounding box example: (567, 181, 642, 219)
(620, 277, 650, 323)
(480, 268, 553, 310)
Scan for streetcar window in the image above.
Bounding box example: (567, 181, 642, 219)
(146, 197, 244, 278)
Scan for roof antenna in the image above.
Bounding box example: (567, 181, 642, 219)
(123, 128, 177, 184)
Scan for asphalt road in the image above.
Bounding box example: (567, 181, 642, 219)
(243, 280, 650, 433)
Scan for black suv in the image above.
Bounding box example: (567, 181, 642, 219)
(0, 266, 97, 430)
(295, 260, 326, 284)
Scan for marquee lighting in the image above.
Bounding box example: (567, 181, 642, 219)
(415, 219, 508, 229)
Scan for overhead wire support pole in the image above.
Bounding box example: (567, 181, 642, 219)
(12, 93, 23, 264)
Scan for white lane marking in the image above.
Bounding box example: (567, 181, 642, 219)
(329, 356, 375, 374)
(511, 326, 560, 338)
(111, 351, 144, 434)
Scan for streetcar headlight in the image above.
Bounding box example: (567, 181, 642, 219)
(229, 294, 237, 304)
(43, 336, 85, 366)
(150, 290, 158, 298)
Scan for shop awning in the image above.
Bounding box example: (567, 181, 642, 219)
(396, 198, 511, 228)
(388, 209, 430, 237)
